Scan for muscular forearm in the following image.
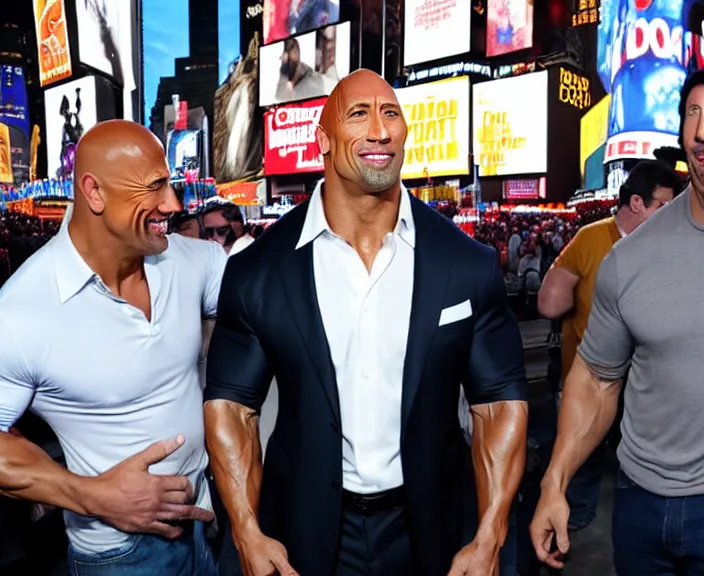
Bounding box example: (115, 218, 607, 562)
(204, 399, 263, 543)
(471, 400, 528, 547)
(0, 432, 90, 514)
(543, 355, 621, 493)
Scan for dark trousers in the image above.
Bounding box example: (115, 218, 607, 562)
(335, 507, 416, 576)
(613, 470, 704, 575)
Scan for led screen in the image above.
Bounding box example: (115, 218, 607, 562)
(33, 0, 73, 86)
(263, 0, 341, 45)
(259, 21, 350, 107)
(403, 0, 471, 67)
(472, 71, 548, 177)
(486, 0, 534, 58)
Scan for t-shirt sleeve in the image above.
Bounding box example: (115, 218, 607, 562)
(578, 250, 633, 381)
(554, 230, 585, 277)
(204, 264, 272, 410)
(0, 316, 35, 432)
(464, 255, 528, 405)
(202, 241, 228, 318)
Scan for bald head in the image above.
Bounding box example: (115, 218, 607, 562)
(317, 69, 407, 193)
(70, 119, 180, 256)
(319, 69, 400, 135)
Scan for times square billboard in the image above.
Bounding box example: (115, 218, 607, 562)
(597, 0, 704, 162)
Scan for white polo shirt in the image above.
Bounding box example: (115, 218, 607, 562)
(0, 224, 227, 553)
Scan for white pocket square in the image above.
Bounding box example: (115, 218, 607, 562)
(439, 299, 473, 327)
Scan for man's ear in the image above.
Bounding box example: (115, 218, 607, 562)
(317, 125, 331, 156)
(79, 173, 106, 214)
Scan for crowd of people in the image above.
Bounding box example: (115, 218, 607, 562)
(0, 212, 60, 287)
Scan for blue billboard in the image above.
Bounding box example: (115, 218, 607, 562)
(597, 0, 704, 163)
(0, 65, 30, 186)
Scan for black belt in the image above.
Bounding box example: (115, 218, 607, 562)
(342, 486, 406, 516)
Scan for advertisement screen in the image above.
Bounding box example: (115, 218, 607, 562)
(396, 76, 470, 179)
(33, 0, 73, 87)
(44, 77, 98, 179)
(166, 129, 201, 181)
(259, 21, 350, 107)
(75, 0, 122, 81)
(486, 0, 534, 57)
(597, 0, 704, 162)
(472, 70, 548, 177)
(580, 95, 610, 176)
(0, 66, 31, 186)
(403, 0, 472, 67)
(264, 97, 325, 175)
(263, 0, 341, 45)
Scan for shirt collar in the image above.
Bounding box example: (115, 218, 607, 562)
(53, 216, 98, 304)
(295, 179, 416, 250)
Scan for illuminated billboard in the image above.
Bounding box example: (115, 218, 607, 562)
(597, 0, 704, 162)
(403, 0, 471, 67)
(264, 97, 326, 175)
(259, 21, 350, 107)
(396, 76, 470, 179)
(580, 95, 610, 176)
(472, 70, 548, 177)
(0, 66, 31, 186)
(486, 0, 534, 58)
(263, 0, 341, 45)
(33, 0, 73, 87)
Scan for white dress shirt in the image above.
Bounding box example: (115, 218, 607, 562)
(0, 225, 227, 553)
(229, 233, 255, 256)
(296, 182, 415, 494)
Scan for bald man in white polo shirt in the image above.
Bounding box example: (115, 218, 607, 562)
(0, 121, 226, 575)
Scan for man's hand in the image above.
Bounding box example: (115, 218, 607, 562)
(237, 531, 299, 576)
(529, 486, 570, 570)
(84, 435, 214, 539)
(447, 537, 500, 576)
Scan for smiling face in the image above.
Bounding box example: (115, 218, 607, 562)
(317, 70, 407, 194)
(75, 121, 181, 256)
(683, 84, 704, 198)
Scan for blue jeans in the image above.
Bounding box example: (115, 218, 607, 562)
(613, 470, 704, 575)
(67, 521, 216, 576)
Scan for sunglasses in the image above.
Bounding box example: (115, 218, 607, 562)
(204, 225, 231, 238)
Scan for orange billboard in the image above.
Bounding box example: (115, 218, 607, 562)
(33, 0, 73, 87)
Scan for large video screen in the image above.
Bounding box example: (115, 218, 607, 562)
(472, 70, 548, 177)
(44, 77, 98, 179)
(33, 0, 73, 87)
(264, 96, 326, 175)
(259, 21, 350, 107)
(486, 0, 534, 58)
(75, 0, 122, 80)
(396, 76, 470, 179)
(403, 0, 471, 67)
(597, 0, 704, 162)
(263, 0, 341, 45)
(0, 66, 31, 186)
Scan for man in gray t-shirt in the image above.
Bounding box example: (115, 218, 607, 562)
(530, 69, 704, 576)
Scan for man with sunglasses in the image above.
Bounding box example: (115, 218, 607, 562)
(201, 202, 244, 254)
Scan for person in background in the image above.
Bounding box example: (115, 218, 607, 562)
(201, 202, 243, 254)
(535, 159, 679, 532)
(275, 37, 324, 104)
(531, 69, 704, 575)
(0, 120, 226, 575)
(228, 214, 255, 256)
(173, 211, 202, 239)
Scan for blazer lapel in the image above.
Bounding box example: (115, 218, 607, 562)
(401, 198, 452, 439)
(278, 220, 341, 426)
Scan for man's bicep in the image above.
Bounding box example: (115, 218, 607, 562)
(465, 258, 528, 405)
(578, 253, 632, 381)
(204, 276, 272, 411)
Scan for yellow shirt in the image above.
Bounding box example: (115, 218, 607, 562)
(554, 216, 621, 381)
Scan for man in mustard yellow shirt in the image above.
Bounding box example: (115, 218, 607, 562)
(538, 159, 679, 529)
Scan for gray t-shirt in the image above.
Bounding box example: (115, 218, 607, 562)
(579, 188, 704, 497)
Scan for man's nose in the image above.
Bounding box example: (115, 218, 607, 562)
(160, 186, 182, 215)
(367, 111, 391, 143)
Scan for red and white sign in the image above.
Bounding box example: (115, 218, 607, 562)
(264, 97, 327, 176)
(604, 131, 679, 163)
